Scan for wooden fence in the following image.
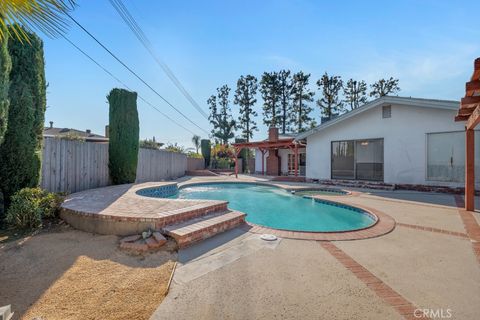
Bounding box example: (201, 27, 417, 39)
(41, 137, 187, 193)
(136, 148, 186, 183)
(187, 157, 205, 171)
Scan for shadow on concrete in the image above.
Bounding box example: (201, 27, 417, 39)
(178, 227, 252, 264)
(364, 190, 461, 208)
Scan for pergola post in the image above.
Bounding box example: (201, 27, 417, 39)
(260, 148, 266, 175)
(294, 143, 299, 177)
(466, 128, 475, 211)
(455, 57, 480, 212)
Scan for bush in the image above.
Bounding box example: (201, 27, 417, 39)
(6, 188, 63, 229)
(187, 152, 203, 159)
(200, 139, 211, 166)
(0, 26, 45, 211)
(215, 157, 233, 169)
(108, 88, 139, 184)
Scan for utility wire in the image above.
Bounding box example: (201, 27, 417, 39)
(62, 35, 200, 136)
(108, 0, 209, 119)
(65, 12, 209, 135)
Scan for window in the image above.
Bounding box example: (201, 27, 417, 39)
(426, 131, 480, 182)
(331, 139, 384, 181)
(382, 105, 391, 118)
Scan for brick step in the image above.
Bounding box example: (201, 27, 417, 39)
(156, 201, 228, 229)
(163, 210, 246, 248)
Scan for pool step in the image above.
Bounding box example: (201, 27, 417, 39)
(156, 201, 228, 229)
(163, 210, 246, 248)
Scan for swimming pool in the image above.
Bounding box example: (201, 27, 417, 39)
(139, 183, 376, 232)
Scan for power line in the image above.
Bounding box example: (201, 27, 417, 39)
(108, 0, 209, 119)
(62, 35, 200, 136)
(65, 12, 210, 135)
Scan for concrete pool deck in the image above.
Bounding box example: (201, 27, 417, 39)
(149, 175, 480, 320)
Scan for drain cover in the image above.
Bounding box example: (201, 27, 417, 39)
(260, 234, 277, 241)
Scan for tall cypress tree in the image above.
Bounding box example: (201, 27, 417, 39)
(344, 79, 368, 110)
(291, 71, 315, 133)
(0, 24, 11, 145)
(278, 70, 293, 134)
(234, 75, 258, 142)
(208, 85, 235, 144)
(108, 88, 139, 184)
(260, 71, 281, 128)
(316, 72, 344, 119)
(0, 27, 46, 208)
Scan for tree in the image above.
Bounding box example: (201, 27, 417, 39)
(316, 72, 344, 119)
(208, 85, 236, 144)
(291, 71, 315, 132)
(108, 88, 139, 184)
(344, 79, 368, 110)
(140, 137, 163, 150)
(234, 75, 258, 142)
(0, 0, 76, 42)
(0, 27, 46, 210)
(370, 77, 400, 98)
(191, 135, 201, 153)
(260, 71, 281, 128)
(0, 24, 11, 145)
(278, 70, 293, 134)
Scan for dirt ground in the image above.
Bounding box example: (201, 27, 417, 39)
(0, 224, 176, 320)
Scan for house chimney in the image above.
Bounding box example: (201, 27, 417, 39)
(49, 121, 53, 128)
(86, 129, 91, 136)
(268, 127, 279, 142)
(105, 125, 109, 138)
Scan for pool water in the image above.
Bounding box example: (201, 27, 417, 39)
(171, 183, 375, 232)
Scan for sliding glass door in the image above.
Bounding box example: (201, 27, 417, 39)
(331, 141, 355, 179)
(331, 139, 384, 181)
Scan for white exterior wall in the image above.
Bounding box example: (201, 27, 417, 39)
(306, 104, 466, 186)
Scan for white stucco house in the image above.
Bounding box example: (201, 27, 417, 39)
(295, 96, 476, 188)
(296, 96, 478, 187)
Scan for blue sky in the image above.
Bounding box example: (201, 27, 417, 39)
(43, 0, 480, 148)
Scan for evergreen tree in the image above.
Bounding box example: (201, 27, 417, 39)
(108, 88, 139, 184)
(291, 71, 315, 133)
(234, 75, 258, 142)
(316, 72, 344, 118)
(344, 79, 368, 110)
(0, 27, 46, 209)
(200, 139, 211, 167)
(208, 85, 235, 144)
(260, 71, 281, 128)
(278, 70, 293, 134)
(370, 77, 400, 98)
(0, 25, 11, 145)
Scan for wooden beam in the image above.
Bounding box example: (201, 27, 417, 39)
(466, 80, 480, 96)
(466, 105, 480, 129)
(455, 114, 470, 122)
(462, 96, 480, 107)
(465, 129, 475, 211)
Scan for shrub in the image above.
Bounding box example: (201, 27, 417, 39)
(108, 88, 139, 184)
(5, 188, 63, 229)
(0, 24, 11, 145)
(186, 152, 203, 159)
(200, 139, 211, 166)
(215, 157, 233, 169)
(0, 26, 45, 212)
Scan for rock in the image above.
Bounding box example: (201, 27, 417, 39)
(152, 232, 167, 246)
(120, 234, 141, 243)
(145, 237, 162, 249)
